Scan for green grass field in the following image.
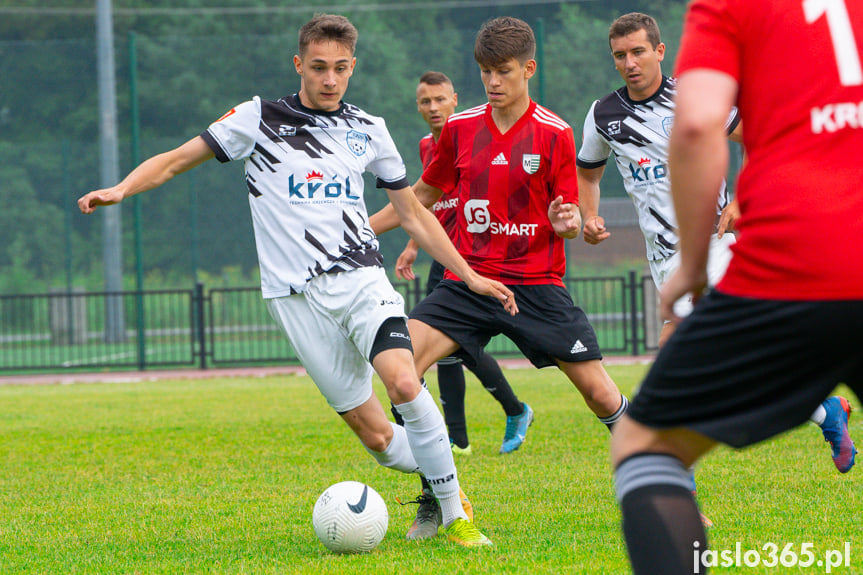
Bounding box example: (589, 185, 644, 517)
(1, 364, 860, 574)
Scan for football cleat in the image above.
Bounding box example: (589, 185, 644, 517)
(451, 442, 473, 456)
(500, 403, 534, 454)
(403, 488, 442, 540)
(444, 518, 492, 547)
(820, 396, 857, 473)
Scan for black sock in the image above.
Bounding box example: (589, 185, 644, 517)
(469, 351, 523, 416)
(616, 454, 708, 575)
(437, 360, 468, 448)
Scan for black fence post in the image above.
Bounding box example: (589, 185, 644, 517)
(628, 269, 640, 357)
(194, 282, 207, 370)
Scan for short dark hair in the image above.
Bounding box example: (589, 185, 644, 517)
(608, 12, 662, 49)
(298, 14, 358, 57)
(474, 16, 536, 67)
(419, 71, 453, 87)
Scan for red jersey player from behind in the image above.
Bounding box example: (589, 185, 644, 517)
(610, 1, 863, 573)
(372, 17, 627, 445)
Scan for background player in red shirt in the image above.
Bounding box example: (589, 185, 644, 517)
(610, 1, 863, 572)
(372, 17, 628, 460)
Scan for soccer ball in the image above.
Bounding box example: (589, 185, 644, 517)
(312, 481, 388, 554)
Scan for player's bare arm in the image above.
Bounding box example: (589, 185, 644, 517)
(78, 136, 214, 214)
(368, 178, 443, 235)
(576, 165, 610, 244)
(395, 239, 420, 280)
(548, 195, 582, 239)
(664, 68, 738, 322)
(385, 185, 518, 315)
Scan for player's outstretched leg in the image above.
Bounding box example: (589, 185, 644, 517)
(559, 359, 629, 431)
(813, 396, 857, 473)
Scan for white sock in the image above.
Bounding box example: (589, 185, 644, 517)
(394, 387, 467, 526)
(811, 403, 827, 426)
(364, 422, 420, 474)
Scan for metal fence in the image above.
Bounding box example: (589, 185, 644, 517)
(0, 272, 659, 374)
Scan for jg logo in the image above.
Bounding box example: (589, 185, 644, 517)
(464, 199, 490, 233)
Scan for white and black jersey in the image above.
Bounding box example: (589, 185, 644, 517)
(577, 76, 740, 261)
(201, 94, 409, 298)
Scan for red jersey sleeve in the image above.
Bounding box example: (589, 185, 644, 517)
(420, 120, 457, 194)
(674, 0, 742, 82)
(550, 126, 579, 206)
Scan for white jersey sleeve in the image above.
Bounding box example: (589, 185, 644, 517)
(204, 98, 262, 162)
(366, 117, 409, 188)
(576, 100, 612, 168)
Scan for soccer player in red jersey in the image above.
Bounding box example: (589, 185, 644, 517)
(393, 71, 534, 540)
(372, 17, 628, 448)
(396, 72, 531, 459)
(610, 1, 863, 572)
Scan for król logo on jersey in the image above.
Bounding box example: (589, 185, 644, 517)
(464, 198, 538, 237)
(278, 124, 297, 137)
(628, 157, 667, 184)
(346, 130, 369, 156)
(522, 154, 540, 174)
(607, 120, 621, 136)
(288, 171, 359, 201)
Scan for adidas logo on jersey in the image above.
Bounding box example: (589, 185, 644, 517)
(491, 153, 508, 166)
(570, 340, 588, 354)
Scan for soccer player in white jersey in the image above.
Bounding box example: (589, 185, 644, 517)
(576, 12, 856, 482)
(77, 14, 514, 547)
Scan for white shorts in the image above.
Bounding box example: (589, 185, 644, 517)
(265, 266, 407, 413)
(650, 233, 736, 318)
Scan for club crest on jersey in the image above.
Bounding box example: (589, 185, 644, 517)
(346, 130, 369, 156)
(279, 125, 297, 137)
(522, 154, 541, 174)
(607, 120, 621, 135)
(662, 116, 674, 137)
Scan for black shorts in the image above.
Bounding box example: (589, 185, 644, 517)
(409, 280, 603, 369)
(426, 261, 446, 296)
(628, 290, 863, 448)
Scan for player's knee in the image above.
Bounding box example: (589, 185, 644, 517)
(357, 423, 394, 453)
(362, 431, 391, 454)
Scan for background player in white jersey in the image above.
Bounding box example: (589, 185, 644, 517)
(578, 12, 742, 348)
(577, 12, 855, 478)
(77, 14, 515, 547)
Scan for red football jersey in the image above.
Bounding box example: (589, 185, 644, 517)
(420, 133, 459, 238)
(676, 0, 863, 299)
(421, 101, 578, 286)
